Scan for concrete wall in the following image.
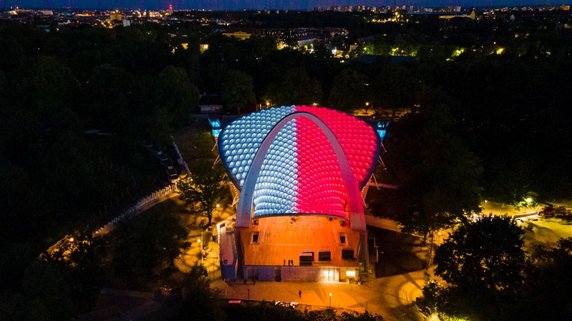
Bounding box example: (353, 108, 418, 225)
(244, 266, 277, 281)
(242, 265, 363, 282)
(281, 266, 322, 282)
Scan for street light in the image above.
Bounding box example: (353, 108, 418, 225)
(329, 292, 332, 307)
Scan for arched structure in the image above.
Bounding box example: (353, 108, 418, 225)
(217, 106, 380, 282)
(235, 112, 365, 231)
(219, 106, 380, 221)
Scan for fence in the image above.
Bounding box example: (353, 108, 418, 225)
(93, 184, 178, 237)
(43, 184, 179, 259)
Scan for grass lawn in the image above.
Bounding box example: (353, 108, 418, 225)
(174, 118, 217, 167)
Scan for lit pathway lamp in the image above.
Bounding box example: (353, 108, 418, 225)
(329, 292, 332, 307)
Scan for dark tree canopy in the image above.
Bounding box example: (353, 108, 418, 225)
(435, 216, 525, 293)
(431, 216, 525, 320)
(518, 238, 572, 321)
(385, 102, 483, 238)
(265, 67, 323, 106)
(328, 68, 371, 111)
(177, 162, 227, 226)
(221, 69, 257, 114)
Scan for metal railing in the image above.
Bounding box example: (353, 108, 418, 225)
(93, 184, 177, 237)
(43, 184, 178, 259)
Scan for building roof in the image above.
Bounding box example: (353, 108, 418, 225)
(219, 105, 380, 218)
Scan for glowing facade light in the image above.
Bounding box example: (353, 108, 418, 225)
(208, 118, 222, 138)
(376, 121, 390, 140)
(219, 105, 380, 219)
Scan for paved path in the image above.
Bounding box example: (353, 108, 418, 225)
(209, 214, 426, 320)
(365, 215, 402, 233)
(212, 270, 426, 321)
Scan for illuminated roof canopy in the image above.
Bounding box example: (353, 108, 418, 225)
(219, 105, 380, 220)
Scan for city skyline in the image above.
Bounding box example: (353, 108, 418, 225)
(1, 0, 570, 10)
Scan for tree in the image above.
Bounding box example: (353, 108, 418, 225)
(372, 65, 419, 109)
(328, 69, 371, 111)
(221, 69, 256, 114)
(110, 211, 189, 281)
(144, 104, 174, 146)
(385, 103, 483, 241)
(20, 261, 74, 321)
(136, 211, 189, 274)
(156, 65, 200, 126)
(28, 56, 78, 115)
(435, 216, 525, 293)
(432, 216, 525, 320)
(175, 265, 224, 321)
(81, 63, 143, 137)
(339, 311, 384, 321)
(0, 242, 35, 290)
(516, 238, 572, 321)
(265, 67, 322, 105)
(178, 162, 227, 226)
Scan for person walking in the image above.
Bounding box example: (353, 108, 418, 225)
(298, 290, 302, 299)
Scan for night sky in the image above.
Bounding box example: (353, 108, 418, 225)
(0, 0, 569, 10)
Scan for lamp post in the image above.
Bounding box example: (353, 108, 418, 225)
(329, 292, 332, 307)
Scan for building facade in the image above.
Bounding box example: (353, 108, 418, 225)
(217, 105, 381, 282)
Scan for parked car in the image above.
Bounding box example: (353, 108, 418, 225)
(274, 301, 298, 309)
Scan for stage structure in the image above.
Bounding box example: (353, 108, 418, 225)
(217, 106, 381, 282)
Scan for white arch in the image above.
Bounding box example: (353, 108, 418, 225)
(235, 112, 366, 232)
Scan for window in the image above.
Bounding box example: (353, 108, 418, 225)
(342, 249, 354, 260)
(300, 252, 313, 266)
(339, 234, 347, 245)
(252, 232, 259, 244)
(318, 251, 331, 261)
